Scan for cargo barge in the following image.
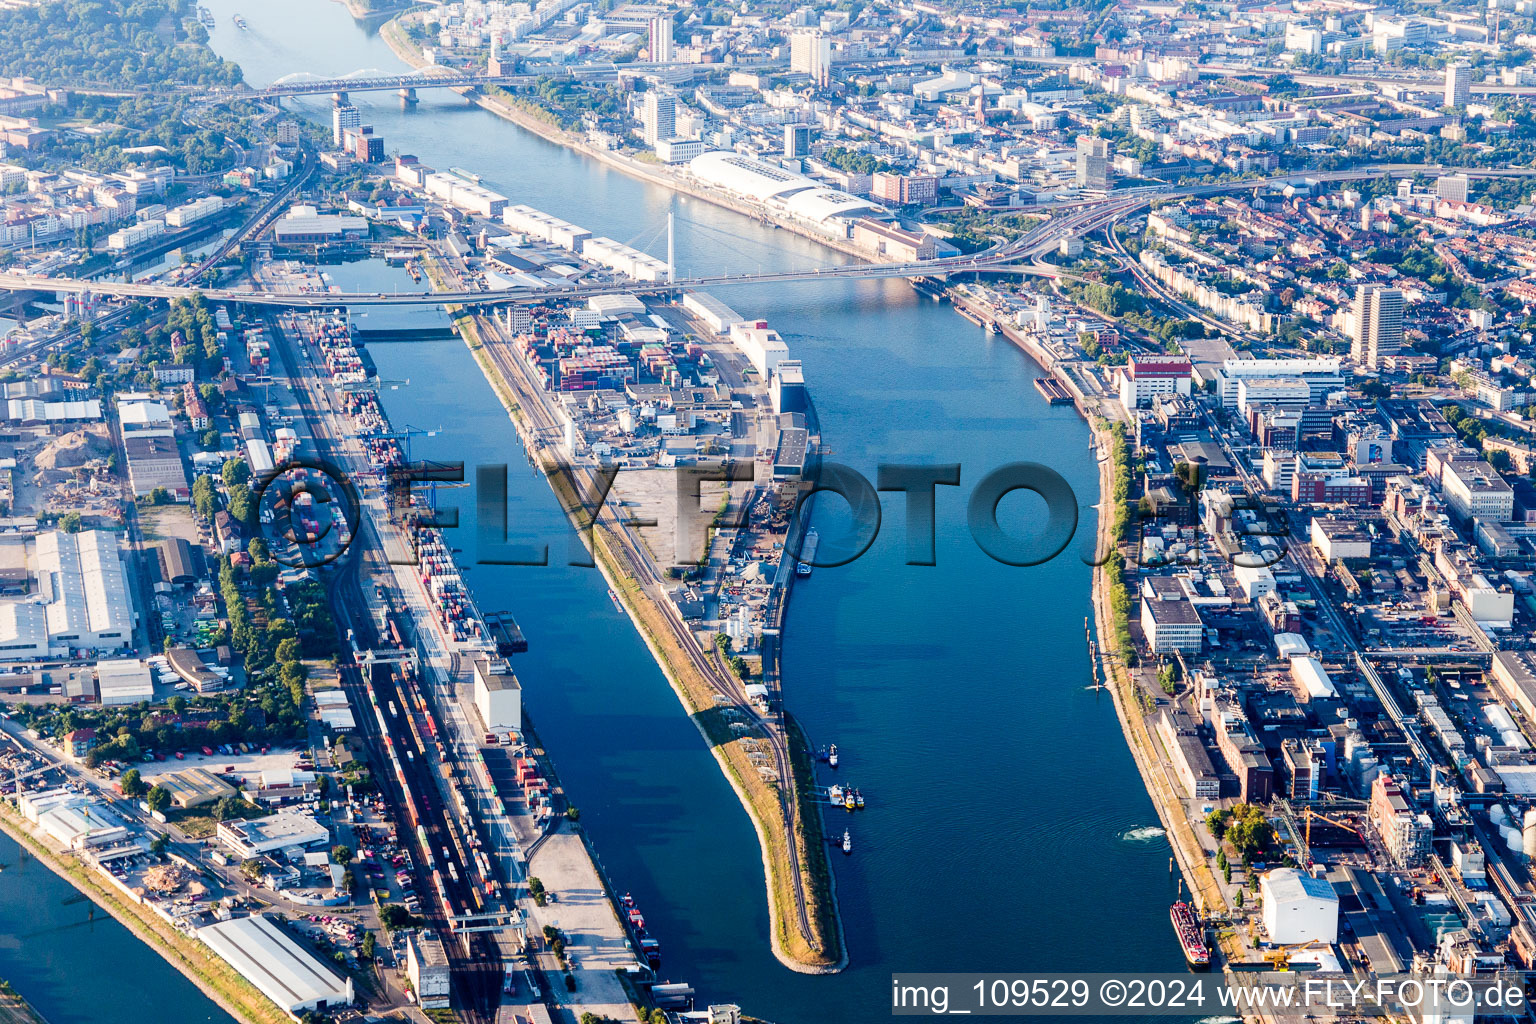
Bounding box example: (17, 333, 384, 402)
(1170, 901, 1210, 969)
(1034, 376, 1073, 404)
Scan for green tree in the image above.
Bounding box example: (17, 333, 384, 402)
(331, 844, 354, 866)
(59, 512, 82, 533)
(146, 784, 171, 812)
(222, 457, 250, 489)
(120, 767, 145, 797)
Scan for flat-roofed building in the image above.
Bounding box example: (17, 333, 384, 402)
(1140, 590, 1203, 653)
(217, 810, 329, 858)
(1493, 652, 1536, 723)
(1442, 460, 1514, 523)
(472, 657, 521, 733)
(406, 933, 451, 1009)
(1311, 517, 1373, 561)
(95, 658, 152, 705)
(158, 767, 238, 808)
(197, 915, 354, 1015)
(1157, 707, 1219, 799)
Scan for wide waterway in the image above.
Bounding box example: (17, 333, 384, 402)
(0, 829, 236, 1024)
(66, 6, 1201, 1021)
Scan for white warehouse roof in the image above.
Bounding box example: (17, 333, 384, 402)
(781, 187, 885, 223)
(198, 915, 354, 1014)
(96, 658, 154, 705)
(36, 531, 132, 647)
(689, 150, 816, 202)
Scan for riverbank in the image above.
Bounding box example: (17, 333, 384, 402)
(424, 264, 845, 973)
(946, 286, 1227, 948)
(1084, 427, 1228, 926)
(0, 803, 290, 1024)
(0, 982, 50, 1024)
(376, 17, 880, 268)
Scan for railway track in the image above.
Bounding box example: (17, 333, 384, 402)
(471, 312, 825, 958)
(268, 312, 507, 1024)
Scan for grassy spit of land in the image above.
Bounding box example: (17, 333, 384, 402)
(0, 802, 292, 1024)
(422, 264, 844, 972)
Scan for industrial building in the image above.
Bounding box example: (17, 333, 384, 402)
(1157, 708, 1219, 800)
(406, 932, 451, 1009)
(473, 657, 521, 733)
(95, 658, 153, 705)
(0, 531, 135, 660)
(157, 767, 238, 809)
(217, 810, 330, 858)
(1310, 517, 1373, 561)
(1260, 867, 1339, 944)
(1139, 590, 1203, 653)
(197, 915, 354, 1015)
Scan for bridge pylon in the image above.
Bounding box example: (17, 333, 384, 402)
(398, 87, 418, 105)
(332, 90, 349, 105)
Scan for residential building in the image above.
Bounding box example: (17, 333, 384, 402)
(1350, 285, 1404, 370)
(643, 90, 676, 147)
(1445, 62, 1473, 107)
(790, 32, 831, 87)
(1075, 135, 1110, 189)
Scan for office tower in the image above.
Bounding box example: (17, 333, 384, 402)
(1436, 173, 1469, 203)
(784, 123, 811, 159)
(1075, 135, 1110, 189)
(790, 31, 832, 87)
(1350, 285, 1405, 369)
(649, 16, 673, 62)
(1445, 62, 1472, 107)
(332, 103, 360, 147)
(643, 90, 676, 146)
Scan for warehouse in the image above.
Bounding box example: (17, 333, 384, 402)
(1290, 656, 1338, 700)
(217, 810, 330, 858)
(473, 657, 521, 733)
(197, 915, 354, 1015)
(157, 767, 237, 809)
(406, 933, 451, 1009)
(123, 434, 190, 500)
(1260, 867, 1339, 944)
(95, 658, 153, 705)
(0, 531, 135, 660)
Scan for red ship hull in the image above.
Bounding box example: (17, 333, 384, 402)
(1170, 902, 1211, 969)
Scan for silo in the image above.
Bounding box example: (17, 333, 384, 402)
(1522, 809, 1536, 861)
(1505, 825, 1523, 852)
(1492, 804, 1510, 826)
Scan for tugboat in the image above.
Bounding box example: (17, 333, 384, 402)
(827, 744, 839, 769)
(231, 13, 248, 29)
(1169, 902, 1211, 970)
(841, 830, 852, 854)
(844, 788, 856, 811)
(853, 788, 865, 809)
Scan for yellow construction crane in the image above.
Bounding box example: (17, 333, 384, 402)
(1303, 807, 1365, 849)
(1263, 942, 1320, 971)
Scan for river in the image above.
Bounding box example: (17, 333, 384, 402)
(0, 830, 236, 1024)
(19, 6, 1196, 1022)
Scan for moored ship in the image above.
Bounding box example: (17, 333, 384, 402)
(796, 528, 818, 576)
(1170, 901, 1210, 969)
